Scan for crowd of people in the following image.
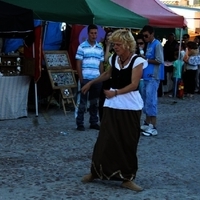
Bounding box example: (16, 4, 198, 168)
(163, 33, 200, 98)
(74, 24, 200, 192)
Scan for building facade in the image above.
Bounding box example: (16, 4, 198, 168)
(161, 0, 200, 6)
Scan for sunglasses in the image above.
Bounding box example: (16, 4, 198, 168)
(143, 34, 149, 38)
(137, 42, 144, 45)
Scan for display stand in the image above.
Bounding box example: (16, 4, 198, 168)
(43, 51, 77, 114)
(60, 88, 76, 115)
(43, 50, 72, 70)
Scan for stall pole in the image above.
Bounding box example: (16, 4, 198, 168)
(32, 43, 38, 117)
(33, 21, 47, 117)
(35, 83, 38, 117)
(174, 28, 183, 99)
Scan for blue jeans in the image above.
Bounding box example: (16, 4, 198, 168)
(76, 79, 102, 127)
(142, 79, 160, 116)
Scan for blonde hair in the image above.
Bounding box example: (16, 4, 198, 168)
(188, 49, 199, 56)
(109, 29, 136, 53)
(187, 41, 199, 56)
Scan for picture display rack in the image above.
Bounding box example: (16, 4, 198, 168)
(44, 50, 72, 69)
(43, 51, 77, 114)
(48, 69, 77, 90)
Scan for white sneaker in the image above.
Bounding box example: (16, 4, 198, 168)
(142, 127, 158, 136)
(140, 123, 153, 132)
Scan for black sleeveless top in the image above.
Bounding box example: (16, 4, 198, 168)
(110, 53, 140, 90)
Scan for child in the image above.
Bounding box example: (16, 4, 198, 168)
(169, 50, 184, 97)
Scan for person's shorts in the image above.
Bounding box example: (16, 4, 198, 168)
(142, 79, 160, 116)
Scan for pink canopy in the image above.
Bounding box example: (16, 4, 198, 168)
(112, 0, 186, 28)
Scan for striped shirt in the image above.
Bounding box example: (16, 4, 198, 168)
(75, 40, 104, 80)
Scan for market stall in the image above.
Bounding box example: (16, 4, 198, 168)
(112, 0, 187, 94)
(0, 1, 34, 120)
(2, 0, 149, 116)
(0, 76, 31, 120)
(2, 0, 148, 28)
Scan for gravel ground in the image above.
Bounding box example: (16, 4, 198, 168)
(0, 94, 200, 200)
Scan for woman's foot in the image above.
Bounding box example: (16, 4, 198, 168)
(81, 173, 94, 183)
(121, 180, 143, 192)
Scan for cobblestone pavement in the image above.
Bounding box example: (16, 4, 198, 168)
(0, 94, 200, 200)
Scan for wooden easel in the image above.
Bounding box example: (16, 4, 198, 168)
(60, 88, 76, 115)
(46, 88, 76, 115)
(43, 50, 77, 114)
(46, 90, 60, 111)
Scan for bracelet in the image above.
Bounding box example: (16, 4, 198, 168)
(115, 90, 118, 97)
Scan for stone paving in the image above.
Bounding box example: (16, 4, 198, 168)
(0, 94, 200, 200)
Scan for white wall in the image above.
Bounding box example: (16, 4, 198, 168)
(168, 6, 200, 33)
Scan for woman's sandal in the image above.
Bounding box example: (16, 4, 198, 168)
(121, 180, 143, 192)
(81, 173, 95, 183)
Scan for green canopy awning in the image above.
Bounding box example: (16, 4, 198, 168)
(2, 0, 148, 28)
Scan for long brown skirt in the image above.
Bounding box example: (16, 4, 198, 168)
(91, 107, 141, 181)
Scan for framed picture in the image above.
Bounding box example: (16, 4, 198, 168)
(48, 69, 77, 89)
(44, 50, 72, 69)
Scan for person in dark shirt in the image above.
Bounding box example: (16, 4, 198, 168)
(183, 33, 190, 45)
(163, 33, 179, 62)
